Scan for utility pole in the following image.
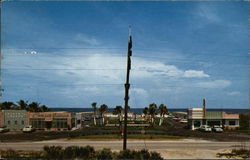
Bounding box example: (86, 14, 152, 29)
(123, 27, 132, 150)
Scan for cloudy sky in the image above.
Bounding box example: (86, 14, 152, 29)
(1, 1, 249, 108)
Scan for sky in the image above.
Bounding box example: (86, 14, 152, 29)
(1, 1, 249, 109)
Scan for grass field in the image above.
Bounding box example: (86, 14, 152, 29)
(74, 134, 184, 140)
(225, 130, 250, 135)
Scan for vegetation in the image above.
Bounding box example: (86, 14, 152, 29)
(96, 148, 113, 160)
(142, 103, 169, 126)
(99, 104, 108, 125)
(217, 148, 250, 159)
(0, 145, 164, 159)
(148, 103, 158, 125)
(158, 104, 168, 126)
(113, 105, 123, 129)
(239, 113, 250, 130)
(0, 100, 50, 112)
(142, 107, 149, 118)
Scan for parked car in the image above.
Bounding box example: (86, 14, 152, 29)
(173, 117, 181, 122)
(180, 119, 188, 123)
(0, 126, 9, 133)
(198, 125, 212, 132)
(212, 126, 223, 133)
(22, 125, 35, 133)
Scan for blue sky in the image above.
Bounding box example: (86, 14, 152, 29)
(1, 1, 249, 108)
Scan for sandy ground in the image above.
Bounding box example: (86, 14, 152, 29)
(1, 138, 249, 159)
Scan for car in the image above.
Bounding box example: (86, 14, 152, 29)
(198, 125, 212, 132)
(173, 117, 181, 121)
(22, 125, 35, 133)
(0, 126, 9, 133)
(180, 119, 188, 123)
(212, 126, 223, 133)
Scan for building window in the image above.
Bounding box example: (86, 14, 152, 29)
(229, 121, 236, 126)
(194, 120, 201, 128)
(22, 121, 24, 125)
(207, 121, 221, 127)
(77, 120, 81, 124)
(15, 121, 17, 125)
(8, 121, 10, 125)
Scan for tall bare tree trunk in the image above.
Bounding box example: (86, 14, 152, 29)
(93, 117, 96, 126)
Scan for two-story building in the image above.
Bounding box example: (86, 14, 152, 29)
(3, 110, 28, 130)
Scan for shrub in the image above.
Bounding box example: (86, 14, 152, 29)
(43, 145, 63, 159)
(63, 146, 79, 158)
(115, 149, 164, 160)
(138, 149, 151, 160)
(217, 149, 250, 159)
(232, 148, 250, 158)
(1, 145, 164, 160)
(78, 145, 96, 159)
(150, 151, 164, 160)
(0, 149, 20, 159)
(116, 149, 134, 159)
(97, 148, 113, 160)
(239, 114, 250, 130)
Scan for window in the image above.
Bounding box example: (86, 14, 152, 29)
(229, 121, 236, 126)
(77, 120, 81, 124)
(207, 121, 221, 126)
(15, 121, 17, 125)
(8, 121, 10, 125)
(22, 121, 24, 125)
(194, 120, 201, 127)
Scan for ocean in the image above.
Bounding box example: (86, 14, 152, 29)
(50, 108, 249, 114)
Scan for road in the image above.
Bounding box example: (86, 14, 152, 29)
(0, 139, 249, 159)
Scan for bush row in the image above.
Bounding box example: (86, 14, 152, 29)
(0, 145, 164, 160)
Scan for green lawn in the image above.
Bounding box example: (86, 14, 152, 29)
(225, 129, 250, 135)
(74, 134, 184, 140)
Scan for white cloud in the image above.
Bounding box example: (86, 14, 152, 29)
(197, 5, 220, 23)
(132, 58, 209, 79)
(227, 91, 241, 96)
(4, 49, 228, 107)
(195, 80, 231, 89)
(83, 86, 100, 93)
(74, 33, 99, 45)
(131, 88, 148, 96)
(183, 70, 209, 78)
(4, 50, 211, 86)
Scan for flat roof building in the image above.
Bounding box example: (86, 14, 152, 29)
(188, 99, 239, 130)
(28, 112, 74, 131)
(3, 110, 28, 130)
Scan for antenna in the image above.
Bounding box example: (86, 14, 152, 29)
(128, 25, 132, 36)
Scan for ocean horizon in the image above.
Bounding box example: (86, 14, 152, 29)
(50, 108, 250, 114)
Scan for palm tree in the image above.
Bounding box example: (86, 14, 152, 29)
(91, 102, 97, 126)
(28, 102, 40, 112)
(99, 104, 108, 125)
(0, 101, 15, 110)
(158, 104, 168, 126)
(148, 103, 157, 125)
(113, 106, 123, 128)
(41, 105, 50, 112)
(142, 107, 149, 119)
(17, 100, 28, 110)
